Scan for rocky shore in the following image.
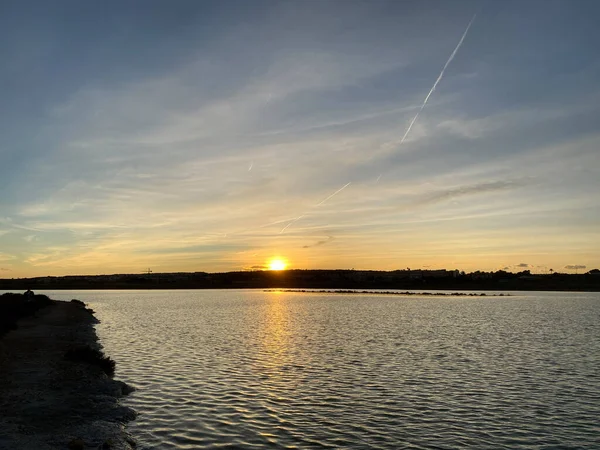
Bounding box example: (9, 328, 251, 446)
(0, 296, 137, 449)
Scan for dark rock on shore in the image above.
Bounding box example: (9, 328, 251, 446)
(0, 296, 137, 449)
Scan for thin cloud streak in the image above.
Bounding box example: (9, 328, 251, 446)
(303, 235, 334, 249)
(418, 179, 528, 206)
(565, 264, 586, 270)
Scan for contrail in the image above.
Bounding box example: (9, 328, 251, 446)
(396, 13, 477, 147)
(259, 217, 301, 228)
(278, 181, 351, 234)
(316, 182, 351, 206)
(280, 215, 304, 233)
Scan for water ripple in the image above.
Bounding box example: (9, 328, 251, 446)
(42, 290, 600, 449)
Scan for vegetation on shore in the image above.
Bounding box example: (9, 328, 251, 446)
(0, 292, 54, 337)
(65, 345, 117, 377)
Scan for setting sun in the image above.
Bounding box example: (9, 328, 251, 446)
(268, 259, 287, 271)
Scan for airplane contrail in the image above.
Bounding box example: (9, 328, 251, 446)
(280, 215, 304, 233)
(259, 217, 301, 228)
(316, 182, 352, 206)
(396, 13, 477, 147)
(278, 181, 351, 234)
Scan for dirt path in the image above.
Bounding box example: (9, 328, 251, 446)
(0, 301, 136, 449)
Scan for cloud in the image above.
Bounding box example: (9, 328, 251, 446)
(249, 265, 267, 270)
(0, 253, 16, 262)
(0, 268, 10, 272)
(565, 265, 586, 270)
(135, 243, 249, 255)
(515, 263, 531, 268)
(303, 236, 335, 249)
(418, 179, 528, 206)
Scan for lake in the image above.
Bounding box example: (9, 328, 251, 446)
(36, 290, 600, 449)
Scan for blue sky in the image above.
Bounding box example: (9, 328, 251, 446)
(1, 0, 599, 276)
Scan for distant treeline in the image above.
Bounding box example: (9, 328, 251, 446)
(1, 269, 600, 291)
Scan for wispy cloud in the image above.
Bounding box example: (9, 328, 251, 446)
(418, 179, 528, 206)
(303, 236, 335, 249)
(0, 253, 17, 262)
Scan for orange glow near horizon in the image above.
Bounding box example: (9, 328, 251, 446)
(268, 258, 287, 271)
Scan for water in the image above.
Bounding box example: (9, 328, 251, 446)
(35, 290, 600, 449)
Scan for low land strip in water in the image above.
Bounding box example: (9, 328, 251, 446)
(0, 294, 137, 449)
(264, 289, 509, 296)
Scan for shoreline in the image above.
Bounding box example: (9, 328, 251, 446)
(0, 296, 137, 449)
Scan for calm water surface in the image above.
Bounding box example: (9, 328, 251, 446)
(39, 290, 600, 449)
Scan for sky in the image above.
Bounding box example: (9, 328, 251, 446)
(1, 0, 599, 277)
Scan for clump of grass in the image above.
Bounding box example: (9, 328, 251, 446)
(65, 346, 116, 377)
(70, 298, 95, 314)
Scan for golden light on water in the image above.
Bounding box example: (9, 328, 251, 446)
(268, 258, 287, 271)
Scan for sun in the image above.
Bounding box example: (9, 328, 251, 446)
(268, 259, 287, 271)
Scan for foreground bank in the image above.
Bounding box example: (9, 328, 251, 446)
(0, 295, 137, 449)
